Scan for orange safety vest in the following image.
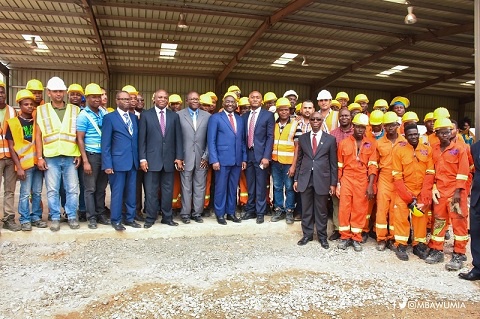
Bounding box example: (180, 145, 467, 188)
(272, 119, 297, 164)
(0, 105, 17, 159)
(6, 117, 36, 170)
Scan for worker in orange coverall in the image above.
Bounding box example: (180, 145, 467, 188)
(392, 123, 434, 261)
(426, 118, 470, 271)
(336, 113, 378, 252)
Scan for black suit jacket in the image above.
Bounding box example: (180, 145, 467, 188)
(294, 131, 338, 195)
(138, 107, 183, 172)
(471, 141, 480, 208)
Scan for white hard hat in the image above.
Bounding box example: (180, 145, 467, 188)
(268, 105, 276, 113)
(316, 90, 332, 100)
(46, 77, 67, 91)
(283, 90, 298, 99)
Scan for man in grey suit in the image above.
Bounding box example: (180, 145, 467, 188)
(177, 91, 211, 224)
(139, 89, 184, 228)
(293, 112, 338, 249)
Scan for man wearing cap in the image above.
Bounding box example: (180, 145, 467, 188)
(177, 91, 211, 224)
(317, 90, 338, 134)
(35, 77, 81, 231)
(26, 79, 45, 108)
(283, 90, 298, 120)
(140, 89, 184, 228)
(392, 123, 434, 261)
(76, 83, 111, 229)
(242, 91, 274, 224)
(337, 113, 378, 252)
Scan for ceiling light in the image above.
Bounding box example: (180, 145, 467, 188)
(461, 80, 475, 86)
(383, 0, 408, 4)
(29, 37, 38, 49)
(160, 43, 178, 59)
(301, 56, 309, 67)
(404, 4, 417, 24)
(392, 65, 409, 70)
(280, 53, 298, 59)
(177, 13, 188, 29)
(271, 64, 285, 68)
(273, 59, 290, 65)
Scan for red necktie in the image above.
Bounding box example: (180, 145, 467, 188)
(312, 133, 317, 155)
(228, 113, 236, 133)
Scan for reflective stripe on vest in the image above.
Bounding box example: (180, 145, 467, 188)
(272, 120, 297, 164)
(0, 105, 16, 159)
(6, 117, 36, 170)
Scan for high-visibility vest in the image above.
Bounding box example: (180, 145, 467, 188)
(0, 105, 17, 159)
(36, 103, 80, 158)
(322, 109, 339, 134)
(7, 117, 36, 170)
(272, 120, 297, 164)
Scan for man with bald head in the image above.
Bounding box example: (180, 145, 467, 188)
(241, 91, 275, 224)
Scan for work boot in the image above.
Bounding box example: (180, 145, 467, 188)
(445, 253, 466, 271)
(271, 208, 284, 222)
(386, 239, 396, 251)
(337, 239, 351, 250)
(445, 230, 451, 240)
(376, 240, 387, 251)
(2, 218, 21, 232)
(21, 222, 32, 231)
(50, 220, 60, 232)
(412, 243, 429, 260)
(328, 230, 341, 241)
(97, 215, 110, 225)
(32, 220, 48, 228)
(352, 240, 363, 252)
(88, 217, 98, 230)
(285, 210, 294, 225)
(395, 244, 409, 261)
(201, 208, 212, 218)
(77, 211, 87, 222)
(425, 249, 444, 264)
(361, 232, 368, 243)
(68, 219, 80, 230)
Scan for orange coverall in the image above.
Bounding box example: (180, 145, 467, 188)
(338, 135, 378, 243)
(238, 170, 248, 206)
(375, 134, 406, 242)
(430, 141, 470, 254)
(392, 141, 434, 246)
(204, 167, 212, 208)
(171, 170, 182, 210)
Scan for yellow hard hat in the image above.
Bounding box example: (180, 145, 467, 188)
(434, 118, 453, 131)
(264, 92, 277, 102)
(354, 94, 369, 103)
(199, 94, 213, 105)
(205, 91, 218, 101)
(0, 80, 5, 88)
(373, 99, 388, 110)
(223, 92, 238, 101)
(369, 110, 384, 126)
(15, 89, 35, 103)
(26, 79, 44, 91)
(402, 111, 419, 123)
(352, 113, 369, 126)
(238, 97, 250, 107)
(169, 94, 182, 104)
(408, 201, 425, 217)
(295, 103, 302, 112)
(433, 107, 450, 120)
(424, 112, 434, 122)
(331, 100, 341, 108)
(67, 83, 84, 95)
(335, 91, 349, 101)
(348, 102, 362, 112)
(383, 111, 398, 125)
(390, 96, 410, 108)
(276, 97, 290, 108)
(122, 85, 138, 95)
(227, 85, 241, 93)
(84, 83, 102, 96)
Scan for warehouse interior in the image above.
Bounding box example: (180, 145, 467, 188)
(0, 0, 477, 123)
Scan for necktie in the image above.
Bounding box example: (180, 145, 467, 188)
(228, 113, 236, 133)
(123, 113, 133, 135)
(312, 133, 317, 155)
(192, 111, 197, 131)
(248, 111, 256, 148)
(159, 110, 165, 136)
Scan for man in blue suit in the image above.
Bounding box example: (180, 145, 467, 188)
(242, 91, 275, 224)
(101, 91, 140, 231)
(207, 92, 246, 225)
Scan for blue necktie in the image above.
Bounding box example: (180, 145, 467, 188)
(123, 113, 133, 135)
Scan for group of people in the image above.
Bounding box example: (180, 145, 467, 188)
(0, 78, 479, 281)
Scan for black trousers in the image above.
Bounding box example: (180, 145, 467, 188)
(300, 173, 329, 240)
(470, 203, 480, 273)
(144, 170, 174, 224)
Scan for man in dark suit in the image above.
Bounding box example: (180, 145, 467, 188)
(177, 91, 211, 224)
(293, 112, 338, 249)
(459, 140, 480, 280)
(242, 91, 275, 224)
(207, 92, 246, 225)
(139, 89, 184, 228)
(101, 91, 140, 231)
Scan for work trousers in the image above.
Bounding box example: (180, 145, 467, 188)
(339, 175, 369, 243)
(375, 173, 395, 241)
(393, 195, 427, 246)
(0, 157, 16, 220)
(83, 152, 108, 219)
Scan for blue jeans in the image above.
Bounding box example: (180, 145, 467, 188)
(44, 156, 79, 221)
(271, 161, 295, 211)
(18, 166, 43, 224)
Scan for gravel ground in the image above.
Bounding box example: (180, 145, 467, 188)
(1, 229, 479, 319)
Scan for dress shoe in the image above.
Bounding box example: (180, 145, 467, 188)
(134, 214, 146, 222)
(161, 220, 179, 226)
(143, 223, 153, 229)
(459, 271, 480, 281)
(297, 236, 313, 246)
(328, 230, 341, 241)
(226, 214, 241, 223)
(361, 232, 368, 243)
(97, 215, 110, 225)
(181, 217, 191, 224)
(319, 239, 329, 249)
(216, 216, 227, 225)
(241, 212, 256, 220)
(191, 216, 204, 223)
(201, 209, 211, 217)
(124, 220, 142, 228)
(88, 217, 97, 229)
(112, 223, 126, 231)
(256, 215, 264, 224)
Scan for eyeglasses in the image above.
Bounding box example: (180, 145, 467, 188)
(310, 118, 323, 121)
(116, 98, 130, 101)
